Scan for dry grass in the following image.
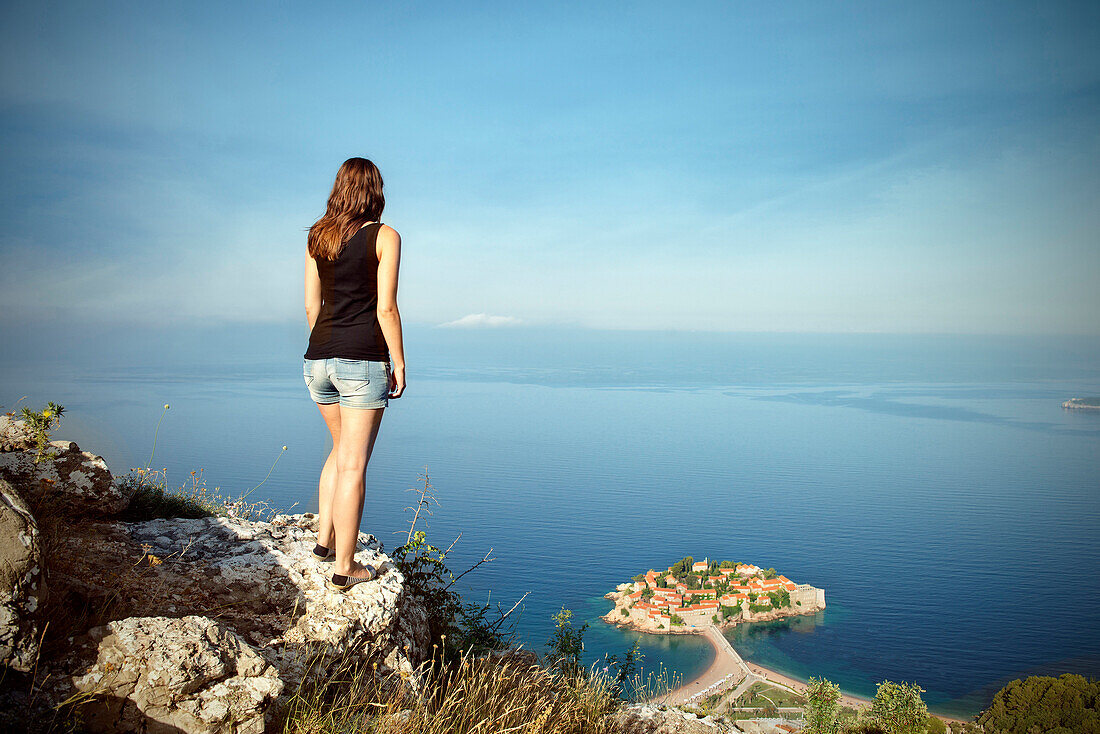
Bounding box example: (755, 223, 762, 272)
(119, 465, 288, 522)
(279, 639, 629, 734)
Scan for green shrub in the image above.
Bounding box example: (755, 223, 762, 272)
(978, 674, 1100, 733)
(12, 401, 66, 464)
(865, 680, 929, 734)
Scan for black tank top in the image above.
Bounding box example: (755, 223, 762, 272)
(303, 223, 390, 362)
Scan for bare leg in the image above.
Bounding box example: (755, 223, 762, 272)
(333, 405, 385, 577)
(314, 402, 342, 548)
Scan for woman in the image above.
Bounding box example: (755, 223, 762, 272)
(303, 157, 406, 591)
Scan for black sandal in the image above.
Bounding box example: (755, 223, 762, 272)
(311, 543, 336, 562)
(329, 563, 379, 591)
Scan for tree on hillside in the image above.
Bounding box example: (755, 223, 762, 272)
(720, 560, 735, 568)
(977, 674, 1100, 733)
(762, 567, 777, 579)
(803, 677, 842, 734)
(864, 680, 929, 734)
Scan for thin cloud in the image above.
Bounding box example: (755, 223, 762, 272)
(437, 313, 522, 328)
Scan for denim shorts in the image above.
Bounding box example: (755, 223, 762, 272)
(303, 358, 390, 409)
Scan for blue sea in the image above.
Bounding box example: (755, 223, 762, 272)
(3, 324, 1099, 718)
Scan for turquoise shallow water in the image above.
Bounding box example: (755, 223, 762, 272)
(3, 325, 1099, 718)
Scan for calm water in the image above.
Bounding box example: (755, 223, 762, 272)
(3, 324, 1099, 718)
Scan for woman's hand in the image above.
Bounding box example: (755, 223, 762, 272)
(389, 364, 406, 398)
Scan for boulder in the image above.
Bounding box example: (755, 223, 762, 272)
(0, 416, 36, 452)
(57, 512, 430, 733)
(0, 440, 131, 517)
(73, 615, 282, 734)
(0, 478, 40, 671)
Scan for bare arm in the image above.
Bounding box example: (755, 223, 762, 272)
(305, 251, 322, 330)
(376, 225, 406, 398)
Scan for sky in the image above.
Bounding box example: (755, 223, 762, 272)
(1, 1, 1098, 335)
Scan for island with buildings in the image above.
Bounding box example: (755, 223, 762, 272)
(601, 556, 831, 709)
(602, 556, 825, 634)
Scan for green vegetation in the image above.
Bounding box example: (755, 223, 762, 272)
(668, 556, 694, 576)
(977, 674, 1100, 733)
(769, 589, 791, 608)
(12, 400, 67, 464)
(804, 676, 843, 734)
(670, 614, 684, 626)
(762, 567, 777, 579)
(120, 468, 219, 520)
(803, 677, 944, 734)
(720, 604, 739, 620)
(620, 607, 628, 616)
(116, 403, 290, 523)
(729, 680, 805, 711)
(865, 680, 929, 734)
(545, 608, 588, 678)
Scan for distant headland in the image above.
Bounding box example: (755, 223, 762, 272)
(602, 556, 825, 634)
(1063, 397, 1100, 410)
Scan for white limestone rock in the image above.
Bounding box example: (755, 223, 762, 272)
(614, 703, 736, 732)
(0, 416, 36, 452)
(61, 513, 430, 732)
(0, 440, 131, 517)
(73, 615, 282, 734)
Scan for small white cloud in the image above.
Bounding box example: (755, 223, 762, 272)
(437, 313, 522, 328)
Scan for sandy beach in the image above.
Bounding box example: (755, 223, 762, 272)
(657, 624, 749, 705)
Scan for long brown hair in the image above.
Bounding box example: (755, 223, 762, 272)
(307, 157, 385, 260)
